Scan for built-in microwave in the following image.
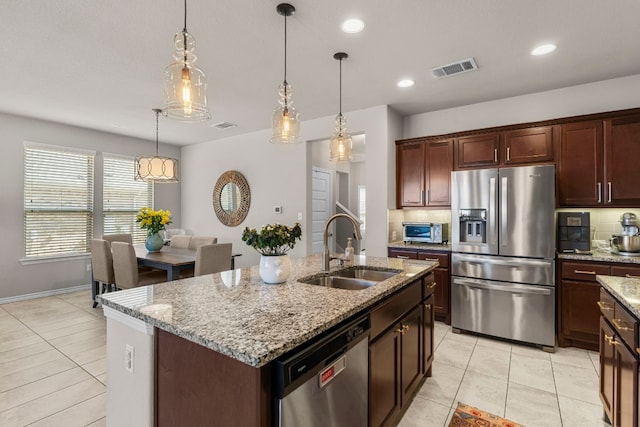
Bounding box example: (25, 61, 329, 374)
(403, 222, 449, 244)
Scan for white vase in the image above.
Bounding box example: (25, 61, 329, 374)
(259, 255, 291, 284)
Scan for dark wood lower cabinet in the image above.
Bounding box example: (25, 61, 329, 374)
(422, 294, 435, 376)
(400, 306, 423, 406)
(369, 325, 401, 427)
(599, 289, 639, 427)
(558, 279, 601, 351)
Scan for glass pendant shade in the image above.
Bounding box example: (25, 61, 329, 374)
(329, 113, 353, 162)
(271, 82, 301, 144)
(135, 109, 180, 183)
(163, 30, 210, 122)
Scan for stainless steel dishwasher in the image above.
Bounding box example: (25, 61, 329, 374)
(272, 314, 370, 427)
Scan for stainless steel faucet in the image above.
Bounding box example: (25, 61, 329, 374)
(322, 213, 362, 272)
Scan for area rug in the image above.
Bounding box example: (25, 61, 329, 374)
(448, 402, 525, 427)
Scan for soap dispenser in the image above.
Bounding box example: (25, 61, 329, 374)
(344, 237, 354, 262)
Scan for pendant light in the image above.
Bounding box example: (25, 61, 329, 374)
(329, 52, 353, 162)
(270, 3, 301, 144)
(163, 0, 211, 122)
(135, 109, 179, 183)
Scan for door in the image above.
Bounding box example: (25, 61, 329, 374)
(600, 317, 615, 423)
(559, 121, 603, 206)
(605, 115, 640, 206)
(396, 143, 425, 207)
(499, 165, 555, 258)
(311, 167, 333, 254)
(451, 168, 499, 255)
(559, 279, 601, 349)
(615, 338, 638, 427)
(425, 139, 453, 206)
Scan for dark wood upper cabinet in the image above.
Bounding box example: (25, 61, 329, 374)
(396, 143, 425, 207)
(396, 139, 452, 208)
(558, 121, 604, 207)
(604, 115, 640, 206)
(454, 132, 500, 169)
(503, 126, 554, 165)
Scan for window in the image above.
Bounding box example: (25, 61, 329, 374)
(23, 142, 95, 258)
(103, 154, 153, 243)
(358, 185, 366, 235)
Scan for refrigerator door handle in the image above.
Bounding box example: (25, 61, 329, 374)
(501, 176, 508, 247)
(455, 255, 551, 268)
(455, 278, 552, 295)
(488, 177, 497, 246)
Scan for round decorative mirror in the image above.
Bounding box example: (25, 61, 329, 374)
(212, 170, 250, 227)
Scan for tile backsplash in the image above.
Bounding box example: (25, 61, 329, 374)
(389, 208, 640, 245)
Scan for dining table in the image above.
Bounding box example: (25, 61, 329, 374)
(134, 244, 243, 281)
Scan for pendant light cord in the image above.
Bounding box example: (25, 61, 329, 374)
(283, 12, 287, 85)
(155, 110, 160, 156)
(182, 0, 188, 64)
(339, 57, 343, 115)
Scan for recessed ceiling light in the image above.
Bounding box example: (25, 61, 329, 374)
(341, 18, 365, 34)
(397, 79, 415, 88)
(531, 44, 557, 56)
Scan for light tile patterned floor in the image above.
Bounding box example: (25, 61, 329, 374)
(1, 290, 613, 426)
(0, 291, 106, 426)
(399, 322, 613, 427)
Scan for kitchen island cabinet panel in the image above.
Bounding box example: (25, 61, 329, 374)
(155, 328, 271, 427)
(422, 293, 435, 376)
(605, 115, 640, 206)
(369, 325, 401, 427)
(400, 305, 423, 407)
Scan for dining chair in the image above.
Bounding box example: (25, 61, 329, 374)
(170, 235, 192, 248)
(102, 233, 133, 245)
(189, 236, 218, 249)
(111, 242, 168, 289)
(90, 239, 116, 308)
(194, 243, 233, 276)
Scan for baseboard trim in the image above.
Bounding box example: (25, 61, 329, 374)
(0, 284, 91, 305)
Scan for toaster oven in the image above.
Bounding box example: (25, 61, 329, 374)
(403, 222, 449, 244)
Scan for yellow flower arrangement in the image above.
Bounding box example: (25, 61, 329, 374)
(136, 207, 172, 236)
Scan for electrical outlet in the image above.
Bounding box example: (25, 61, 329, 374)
(274, 206, 282, 214)
(125, 344, 134, 373)
(86, 264, 92, 272)
(297, 212, 303, 221)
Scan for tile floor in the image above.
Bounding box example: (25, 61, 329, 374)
(0, 290, 612, 426)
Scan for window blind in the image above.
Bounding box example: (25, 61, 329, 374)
(23, 143, 95, 258)
(103, 154, 153, 243)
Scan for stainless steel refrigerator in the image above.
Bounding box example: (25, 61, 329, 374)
(451, 164, 556, 350)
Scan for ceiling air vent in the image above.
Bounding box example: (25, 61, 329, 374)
(431, 58, 479, 79)
(211, 121, 237, 129)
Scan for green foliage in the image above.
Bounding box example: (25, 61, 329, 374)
(241, 222, 302, 256)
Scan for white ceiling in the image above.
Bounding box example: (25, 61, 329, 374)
(2, 1, 640, 146)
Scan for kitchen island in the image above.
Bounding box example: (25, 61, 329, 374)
(99, 254, 437, 427)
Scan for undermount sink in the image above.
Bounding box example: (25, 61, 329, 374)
(299, 267, 401, 290)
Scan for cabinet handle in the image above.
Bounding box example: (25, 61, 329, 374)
(625, 274, 640, 279)
(396, 255, 410, 259)
(428, 282, 437, 289)
(419, 190, 423, 205)
(395, 326, 404, 335)
(494, 148, 498, 163)
(610, 338, 620, 346)
(426, 189, 430, 204)
(636, 348, 640, 355)
(597, 301, 613, 311)
(608, 182, 612, 203)
(402, 324, 410, 332)
(422, 258, 439, 262)
(597, 182, 602, 203)
(612, 318, 632, 332)
(574, 270, 597, 275)
(604, 333, 614, 345)
(506, 147, 511, 162)
(423, 303, 432, 309)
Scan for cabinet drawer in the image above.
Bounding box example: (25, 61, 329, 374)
(610, 265, 640, 279)
(613, 301, 638, 351)
(422, 273, 435, 299)
(561, 261, 609, 282)
(599, 288, 616, 323)
(417, 251, 449, 268)
(388, 248, 418, 260)
(370, 280, 421, 341)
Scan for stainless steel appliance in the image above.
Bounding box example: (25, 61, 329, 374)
(557, 212, 591, 253)
(451, 165, 556, 350)
(403, 222, 449, 244)
(273, 314, 370, 427)
(611, 212, 640, 254)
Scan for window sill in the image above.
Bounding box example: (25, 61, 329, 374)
(20, 253, 91, 265)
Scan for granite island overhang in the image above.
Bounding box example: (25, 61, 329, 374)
(98, 254, 438, 427)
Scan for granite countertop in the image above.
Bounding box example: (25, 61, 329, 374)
(388, 241, 452, 252)
(558, 249, 640, 264)
(98, 254, 437, 368)
(596, 275, 640, 318)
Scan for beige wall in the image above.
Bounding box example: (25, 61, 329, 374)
(0, 113, 181, 300)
